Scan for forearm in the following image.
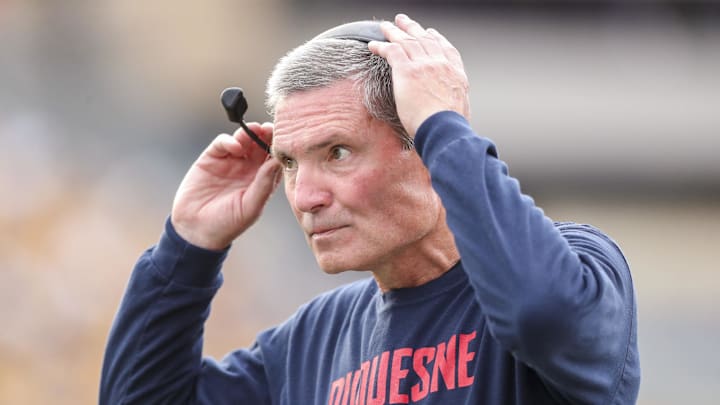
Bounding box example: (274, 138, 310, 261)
(415, 111, 637, 400)
(100, 218, 226, 404)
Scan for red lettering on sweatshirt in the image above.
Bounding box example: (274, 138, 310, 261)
(340, 372, 352, 405)
(328, 378, 345, 405)
(327, 332, 478, 405)
(350, 361, 370, 405)
(366, 351, 389, 405)
(389, 348, 412, 403)
(410, 347, 435, 401)
(458, 331, 477, 387)
(431, 334, 457, 392)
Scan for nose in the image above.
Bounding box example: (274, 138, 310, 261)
(290, 166, 332, 214)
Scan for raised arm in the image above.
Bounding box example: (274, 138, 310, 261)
(370, 13, 640, 403)
(100, 123, 282, 404)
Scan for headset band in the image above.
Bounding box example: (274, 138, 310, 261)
(312, 20, 388, 43)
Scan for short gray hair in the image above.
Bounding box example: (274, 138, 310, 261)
(265, 38, 412, 148)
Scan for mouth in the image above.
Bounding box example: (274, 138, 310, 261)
(310, 225, 348, 240)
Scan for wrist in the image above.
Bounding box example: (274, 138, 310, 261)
(170, 216, 231, 252)
(150, 217, 228, 287)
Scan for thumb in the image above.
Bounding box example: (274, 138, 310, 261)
(243, 158, 282, 219)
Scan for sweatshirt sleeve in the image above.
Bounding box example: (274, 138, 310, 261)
(99, 218, 272, 405)
(414, 111, 640, 404)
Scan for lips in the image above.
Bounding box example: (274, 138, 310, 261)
(309, 225, 348, 239)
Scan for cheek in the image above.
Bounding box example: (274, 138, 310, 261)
(345, 168, 387, 208)
(382, 166, 440, 227)
(352, 167, 435, 223)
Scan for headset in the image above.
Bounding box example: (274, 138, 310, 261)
(220, 21, 388, 154)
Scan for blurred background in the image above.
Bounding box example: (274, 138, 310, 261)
(1, 0, 718, 403)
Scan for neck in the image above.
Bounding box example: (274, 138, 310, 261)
(371, 213, 460, 293)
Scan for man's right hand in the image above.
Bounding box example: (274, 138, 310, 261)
(171, 122, 282, 251)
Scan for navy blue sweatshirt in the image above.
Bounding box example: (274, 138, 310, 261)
(100, 111, 640, 404)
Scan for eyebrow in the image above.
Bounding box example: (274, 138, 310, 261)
(273, 133, 347, 157)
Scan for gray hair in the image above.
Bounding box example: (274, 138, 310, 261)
(265, 38, 412, 148)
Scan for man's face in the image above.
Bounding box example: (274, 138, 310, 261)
(272, 80, 443, 274)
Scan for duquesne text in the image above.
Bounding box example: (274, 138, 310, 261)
(328, 331, 478, 405)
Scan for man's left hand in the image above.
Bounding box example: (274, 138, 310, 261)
(369, 13, 471, 138)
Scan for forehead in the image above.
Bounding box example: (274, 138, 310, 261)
(272, 81, 370, 149)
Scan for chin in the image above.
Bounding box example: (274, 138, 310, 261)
(315, 256, 352, 274)
(314, 251, 369, 274)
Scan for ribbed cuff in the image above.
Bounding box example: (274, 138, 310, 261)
(150, 217, 229, 288)
(414, 111, 498, 164)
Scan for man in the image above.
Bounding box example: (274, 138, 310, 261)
(100, 14, 640, 404)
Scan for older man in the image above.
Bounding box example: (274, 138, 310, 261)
(101, 14, 640, 404)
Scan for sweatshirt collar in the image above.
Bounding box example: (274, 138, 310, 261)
(377, 261, 466, 309)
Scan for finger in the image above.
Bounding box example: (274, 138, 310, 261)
(242, 158, 282, 218)
(395, 13, 427, 38)
(260, 122, 274, 140)
(232, 122, 263, 146)
(395, 14, 445, 58)
(259, 122, 275, 149)
(426, 27, 464, 67)
(395, 13, 439, 49)
(368, 40, 410, 66)
(206, 133, 246, 158)
(233, 122, 270, 161)
(378, 20, 427, 60)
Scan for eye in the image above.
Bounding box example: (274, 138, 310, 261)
(330, 145, 351, 161)
(281, 156, 297, 171)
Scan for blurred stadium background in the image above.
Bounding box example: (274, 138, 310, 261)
(1, 0, 718, 403)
